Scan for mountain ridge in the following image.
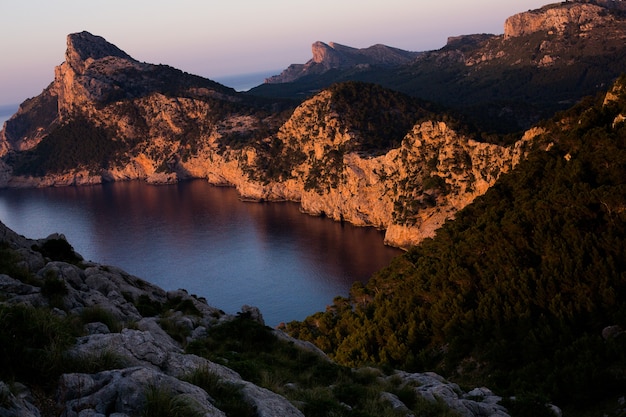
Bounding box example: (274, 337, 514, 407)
(250, 0, 626, 133)
(265, 41, 421, 84)
(0, 32, 533, 249)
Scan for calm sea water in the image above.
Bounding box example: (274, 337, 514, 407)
(213, 70, 278, 91)
(0, 181, 400, 325)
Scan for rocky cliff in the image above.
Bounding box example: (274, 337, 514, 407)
(251, 1, 626, 135)
(0, 32, 537, 249)
(0, 221, 514, 417)
(504, 0, 626, 39)
(265, 41, 421, 84)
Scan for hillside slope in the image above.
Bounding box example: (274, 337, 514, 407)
(0, 221, 513, 417)
(285, 75, 626, 417)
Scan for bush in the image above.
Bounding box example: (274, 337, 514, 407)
(141, 385, 203, 417)
(0, 304, 78, 384)
(80, 306, 122, 333)
(33, 238, 81, 263)
(183, 367, 256, 417)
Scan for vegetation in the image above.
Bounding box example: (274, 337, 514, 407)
(250, 11, 626, 136)
(286, 77, 626, 416)
(9, 115, 125, 176)
(141, 385, 203, 417)
(327, 81, 439, 154)
(183, 367, 257, 417)
(187, 314, 456, 417)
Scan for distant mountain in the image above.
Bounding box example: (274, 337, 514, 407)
(265, 41, 421, 84)
(250, 0, 626, 134)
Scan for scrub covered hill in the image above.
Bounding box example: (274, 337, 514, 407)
(285, 76, 626, 417)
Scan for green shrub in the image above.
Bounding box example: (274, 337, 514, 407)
(141, 385, 203, 417)
(41, 270, 68, 309)
(134, 294, 165, 317)
(183, 367, 256, 417)
(159, 313, 192, 346)
(0, 243, 31, 283)
(0, 304, 78, 384)
(80, 306, 122, 333)
(64, 350, 127, 374)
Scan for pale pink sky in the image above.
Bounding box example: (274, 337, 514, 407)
(0, 1, 550, 107)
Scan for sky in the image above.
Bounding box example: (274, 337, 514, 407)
(0, 1, 551, 107)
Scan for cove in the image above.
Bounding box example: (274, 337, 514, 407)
(0, 180, 401, 326)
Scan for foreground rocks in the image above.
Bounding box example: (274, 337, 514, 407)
(0, 221, 518, 416)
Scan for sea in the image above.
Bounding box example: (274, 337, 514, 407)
(0, 72, 401, 326)
(0, 180, 401, 326)
(213, 70, 278, 92)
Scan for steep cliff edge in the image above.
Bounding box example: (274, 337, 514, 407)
(0, 32, 537, 248)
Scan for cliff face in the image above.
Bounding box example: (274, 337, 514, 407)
(0, 31, 536, 248)
(265, 41, 421, 84)
(504, 1, 623, 39)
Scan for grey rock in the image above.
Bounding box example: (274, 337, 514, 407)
(58, 367, 225, 417)
(0, 381, 41, 417)
(241, 304, 265, 326)
(380, 391, 413, 416)
(240, 382, 304, 417)
(390, 372, 510, 417)
(84, 322, 110, 335)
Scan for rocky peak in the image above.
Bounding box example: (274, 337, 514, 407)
(266, 41, 420, 84)
(504, 1, 616, 39)
(65, 31, 135, 74)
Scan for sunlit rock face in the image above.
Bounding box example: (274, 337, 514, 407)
(0, 31, 537, 248)
(504, 2, 619, 39)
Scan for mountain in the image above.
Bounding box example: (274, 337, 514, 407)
(265, 41, 421, 84)
(0, 32, 533, 249)
(286, 74, 626, 416)
(250, 0, 626, 134)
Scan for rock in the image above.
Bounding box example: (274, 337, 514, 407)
(602, 325, 624, 340)
(380, 391, 413, 415)
(0, 219, 514, 417)
(241, 304, 265, 325)
(266, 41, 421, 84)
(504, 3, 611, 39)
(58, 367, 225, 417)
(0, 381, 41, 417)
(0, 30, 537, 249)
(389, 372, 510, 417)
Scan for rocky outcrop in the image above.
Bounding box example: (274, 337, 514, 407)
(0, 31, 537, 248)
(265, 41, 421, 84)
(504, 2, 615, 39)
(0, 221, 515, 417)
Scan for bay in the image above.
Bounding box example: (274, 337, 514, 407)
(0, 180, 401, 326)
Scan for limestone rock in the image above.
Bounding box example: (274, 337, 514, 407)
(0, 30, 539, 249)
(266, 41, 421, 84)
(58, 367, 225, 417)
(0, 381, 41, 417)
(504, 2, 617, 39)
(389, 372, 510, 417)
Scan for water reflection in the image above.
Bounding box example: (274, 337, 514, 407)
(0, 180, 401, 325)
